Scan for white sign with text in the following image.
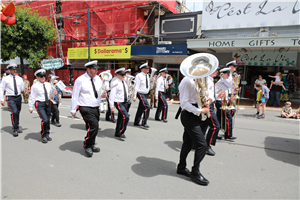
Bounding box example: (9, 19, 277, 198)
(202, 0, 300, 30)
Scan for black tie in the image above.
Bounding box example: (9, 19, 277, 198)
(122, 81, 128, 102)
(91, 77, 98, 99)
(146, 74, 148, 89)
(164, 78, 166, 93)
(43, 84, 49, 105)
(13, 76, 18, 96)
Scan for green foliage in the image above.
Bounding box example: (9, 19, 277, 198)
(1, 4, 57, 68)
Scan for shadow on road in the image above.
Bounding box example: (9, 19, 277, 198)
(164, 141, 182, 152)
(1, 126, 13, 136)
(264, 136, 300, 167)
(70, 123, 86, 130)
(98, 128, 116, 139)
(131, 156, 177, 178)
(59, 140, 86, 156)
(24, 132, 42, 142)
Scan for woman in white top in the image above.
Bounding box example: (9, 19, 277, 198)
(254, 75, 266, 107)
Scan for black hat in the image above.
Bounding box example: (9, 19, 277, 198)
(7, 63, 17, 70)
(115, 68, 126, 75)
(85, 60, 99, 68)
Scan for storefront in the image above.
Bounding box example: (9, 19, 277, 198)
(131, 44, 187, 93)
(186, 0, 300, 99)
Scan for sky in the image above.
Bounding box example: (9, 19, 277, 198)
(185, 0, 204, 12)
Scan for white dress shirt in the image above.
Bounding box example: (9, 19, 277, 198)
(109, 78, 128, 109)
(0, 82, 4, 101)
(134, 72, 150, 97)
(207, 76, 215, 102)
(155, 76, 166, 97)
(1, 74, 24, 96)
(179, 77, 202, 116)
(215, 79, 229, 101)
(28, 81, 51, 110)
(70, 72, 102, 113)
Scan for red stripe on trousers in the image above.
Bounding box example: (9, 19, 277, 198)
(209, 108, 217, 145)
(160, 92, 167, 120)
(138, 93, 147, 125)
(117, 102, 125, 135)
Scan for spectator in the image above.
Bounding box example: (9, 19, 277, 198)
(166, 74, 174, 101)
(255, 83, 269, 119)
(254, 75, 266, 107)
(295, 107, 300, 119)
(269, 78, 282, 108)
(281, 101, 295, 118)
(22, 75, 31, 103)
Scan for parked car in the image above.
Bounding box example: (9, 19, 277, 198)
(61, 80, 73, 97)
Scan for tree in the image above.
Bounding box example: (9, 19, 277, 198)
(1, 4, 57, 74)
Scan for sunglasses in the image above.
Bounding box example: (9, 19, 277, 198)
(38, 74, 46, 78)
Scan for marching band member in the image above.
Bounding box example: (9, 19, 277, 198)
(133, 63, 150, 129)
(225, 60, 237, 83)
(99, 72, 110, 114)
(70, 61, 106, 157)
(177, 76, 210, 186)
(22, 75, 30, 103)
(105, 75, 116, 123)
(109, 68, 129, 140)
(1, 63, 24, 137)
(154, 68, 168, 123)
(215, 68, 236, 140)
(125, 69, 132, 112)
(199, 68, 220, 156)
(28, 69, 53, 143)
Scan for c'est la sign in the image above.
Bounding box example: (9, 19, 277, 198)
(68, 46, 131, 59)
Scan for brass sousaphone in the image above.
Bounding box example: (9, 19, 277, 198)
(180, 53, 219, 120)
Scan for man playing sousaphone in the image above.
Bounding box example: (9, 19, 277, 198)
(176, 53, 218, 186)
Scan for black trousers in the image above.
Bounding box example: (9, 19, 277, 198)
(6, 95, 22, 131)
(115, 102, 129, 136)
(51, 104, 60, 122)
(155, 91, 168, 120)
(215, 100, 233, 138)
(79, 106, 100, 148)
(35, 101, 52, 137)
(126, 102, 131, 112)
(105, 94, 115, 121)
(134, 93, 150, 126)
(178, 110, 207, 174)
(200, 103, 220, 146)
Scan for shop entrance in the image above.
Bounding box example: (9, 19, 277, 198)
(244, 65, 278, 99)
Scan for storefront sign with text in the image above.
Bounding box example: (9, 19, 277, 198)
(68, 46, 131, 59)
(232, 52, 297, 66)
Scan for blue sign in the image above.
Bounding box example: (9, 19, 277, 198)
(131, 45, 187, 55)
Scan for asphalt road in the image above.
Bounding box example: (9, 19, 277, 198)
(1, 98, 299, 199)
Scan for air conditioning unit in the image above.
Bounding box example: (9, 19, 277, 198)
(158, 41, 172, 45)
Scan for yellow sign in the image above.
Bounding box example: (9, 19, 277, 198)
(68, 45, 131, 59)
(68, 47, 88, 59)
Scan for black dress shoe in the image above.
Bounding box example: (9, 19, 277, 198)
(150, 105, 153, 109)
(120, 134, 126, 139)
(155, 118, 161, 121)
(206, 145, 215, 156)
(190, 172, 209, 186)
(41, 137, 48, 143)
(105, 118, 110, 121)
(46, 136, 52, 141)
(92, 146, 100, 152)
(154, 105, 157, 108)
(55, 122, 61, 127)
(133, 123, 141, 126)
(51, 121, 55, 124)
(225, 136, 236, 140)
(163, 119, 168, 123)
(13, 131, 18, 137)
(142, 124, 150, 129)
(17, 129, 23, 133)
(112, 119, 116, 123)
(217, 136, 223, 140)
(177, 168, 191, 177)
(115, 134, 120, 137)
(85, 147, 93, 157)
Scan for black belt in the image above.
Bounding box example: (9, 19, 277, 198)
(175, 103, 198, 119)
(7, 95, 21, 98)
